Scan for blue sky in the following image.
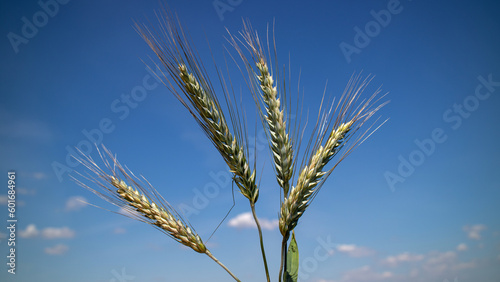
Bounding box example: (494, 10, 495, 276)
(1, 0, 500, 281)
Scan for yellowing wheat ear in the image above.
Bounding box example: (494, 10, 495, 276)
(71, 145, 241, 281)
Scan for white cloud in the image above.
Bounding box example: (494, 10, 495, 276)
(421, 251, 475, 276)
(333, 265, 394, 282)
(17, 188, 36, 195)
(228, 212, 278, 230)
(382, 252, 424, 267)
(456, 243, 468, 251)
(19, 224, 39, 238)
(65, 196, 88, 211)
(42, 227, 75, 239)
(463, 224, 487, 240)
(336, 244, 375, 257)
(19, 224, 75, 239)
(321, 249, 477, 282)
(45, 244, 69, 255)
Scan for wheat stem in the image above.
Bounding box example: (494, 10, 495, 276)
(251, 203, 271, 282)
(278, 232, 290, 282)
(206, 251, 241, 282)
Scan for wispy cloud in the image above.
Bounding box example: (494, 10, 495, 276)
(32, 172, 48, 180)
(45, 244, 69, 255)
(321, 249, 476, 282)
(1, 195, 25, 206)
(42, 227, 75, 239)
(228, 212, 278, 230)
(463, 224, 487, 240)
(0, 115, 53, 142)
(325, 265, 394, 282)
(19, 224, 75, 239)
(19, 224, 39, 238)
(65, 196, 88, 211)
(336, 244, 375, 257)
(456, 243, 468, 251)
(381, 252, 424, 267)
(17, 188, 36, 196)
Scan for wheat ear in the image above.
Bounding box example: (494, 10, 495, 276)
(177, 63, 258, 203)
(279, 73, 387, 236)
(134, 13, 258, 204)
(228, 22, 294, 197)
(71, 146, 241, 281)
(279, 121, 352, 235)
(277, 74, 387, 281)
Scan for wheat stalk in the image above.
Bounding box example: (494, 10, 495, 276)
(71, 146, 241, 281)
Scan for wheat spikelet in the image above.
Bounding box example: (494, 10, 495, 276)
(178, 64, 258, 202)
(72, 146, 242, 281)
(72, 146, 206, 253)
(135, 11, 258, 204)
(279, 74, 388, 236)
(111, 176, 207, 253)
(255, 58, 294, 195)
(227, 22, 294, 197)
(279, 121, 352, 235)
